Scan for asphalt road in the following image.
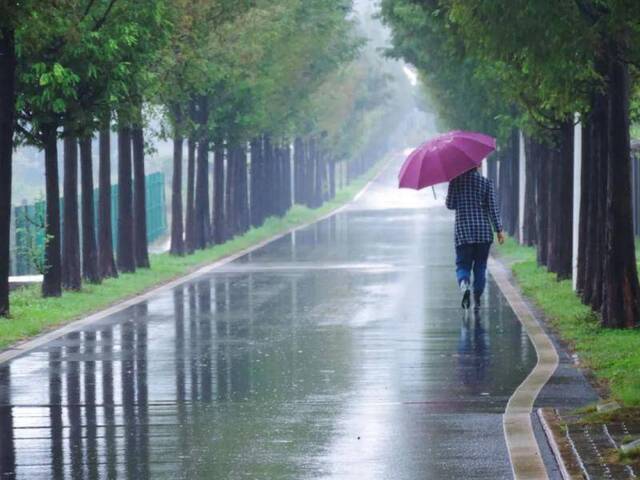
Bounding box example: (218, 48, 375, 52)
(0, 158, 542, 479)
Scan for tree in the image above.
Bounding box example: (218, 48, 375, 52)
(0, 19, 16, 315)
(98, 126, 117, 278)
(79, 136, 100, 283)
(116, 122, 136, 273)
(61, 135, 81, 290)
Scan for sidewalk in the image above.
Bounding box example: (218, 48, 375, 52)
(494, 249, 640, 479)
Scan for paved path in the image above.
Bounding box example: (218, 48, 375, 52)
(0, 159, 547, 479)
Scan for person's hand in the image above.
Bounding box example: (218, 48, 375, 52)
(497, 231, 505, 245)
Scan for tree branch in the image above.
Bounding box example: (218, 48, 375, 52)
(93, 0, 118, 31)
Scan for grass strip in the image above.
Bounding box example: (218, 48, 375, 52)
(499, 237, 640, 406)
(1, 158, 387, 351)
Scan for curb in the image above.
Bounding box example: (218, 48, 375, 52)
(489, 256, 560, 480)
(537, 408, 586, 480)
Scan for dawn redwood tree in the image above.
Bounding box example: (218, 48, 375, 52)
(61, 135, 81, 290)
(0, 24, 15, 315)
(79, 136, 100, 284)
(213, 139, 225, 243)
(117, 123, 136, 273)
(41, 123, 62, 297)
(170, 105, 185, 256)
(98, 126, 118, 278)
(224, 141, 236, 239)
(132, 104, 150, 268)
(522, 135, 537, 246)
(600, 36, 640, 327)
(194, 96, 211, 250)
(185, 135, 196, 253)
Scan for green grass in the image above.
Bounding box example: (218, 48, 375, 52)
(499, 238, 640, 406)
(1, 159, 386, 351)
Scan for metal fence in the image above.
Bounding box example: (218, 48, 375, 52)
(10, 172, 167, 275)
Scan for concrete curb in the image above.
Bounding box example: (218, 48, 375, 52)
(489, 257, 560, 480)
(0, 159, 390, 366)
(536, 408, 580, 480)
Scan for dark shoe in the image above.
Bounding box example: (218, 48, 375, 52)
(473, 292, 482, 308)
(460, 280, 471, 309)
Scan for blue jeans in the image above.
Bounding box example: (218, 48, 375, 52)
(455, 242, 491, 295)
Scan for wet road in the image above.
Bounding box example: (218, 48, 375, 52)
(0, 158, 538, 479)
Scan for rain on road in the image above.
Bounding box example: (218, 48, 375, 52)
(0, 157, 537, 479)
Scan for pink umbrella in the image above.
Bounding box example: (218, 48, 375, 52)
(398, 130, 496, 190)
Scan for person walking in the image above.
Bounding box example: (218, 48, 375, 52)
(446, 167, 504, 309)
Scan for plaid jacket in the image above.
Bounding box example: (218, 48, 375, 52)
(445, 169, 503, 246)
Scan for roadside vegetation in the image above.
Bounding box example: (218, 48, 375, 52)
(500, 237, 640, 407)
(0, 1, 414, 321)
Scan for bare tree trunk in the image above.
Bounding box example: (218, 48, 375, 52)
(117, 124, 136, 273)
(42, 124, 62, 297)
(62, 135, 81, 290)
(98, 127, 117, 278)
(132, 108, 149, 268)
(0, 26, 15, 315)
(79, 136, 100, 284)
(170, 106, 184, 256)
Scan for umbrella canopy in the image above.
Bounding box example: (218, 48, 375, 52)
(398, 130, 496, 190)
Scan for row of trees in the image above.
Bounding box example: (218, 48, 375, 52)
(381, 0, 640, 328)
(0, 1, 395, 317)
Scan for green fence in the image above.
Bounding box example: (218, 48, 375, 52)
(12, 172, 167, 276)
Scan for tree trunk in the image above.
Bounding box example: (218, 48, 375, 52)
(283, 142, 292, 210)
(555, 121, 574, 280)
(534, 139, 549, 266)
(250, 138, 263, 228)
(213, 140, 225, 243)
(522, 135, 537, 246)
(79, 136, 100, 284)
(185, 136, 196, 253)
(117, 125, 136, 273)
(329, 159, 336, 200)
(510, 130, 520, 240)
(170, 106, 184, 256)
(0, 26, 15, 315)
(42, 124, 62, 297)
(263, 135, 275, 216)
(98, 127, 117, 278)
(546, 142, 559, 273)
(601, 39, 640, 328)
(294, 137, 304, 204)
(62, 135, 81, 290)
(590, 87, 609, 311)
(132, 118, 149, 268)
(194, 97, 210, 250)
(577, 113, 593, 295)
(236, 144, 249, 233)
(225, 142, 236, 238)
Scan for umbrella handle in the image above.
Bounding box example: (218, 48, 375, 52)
(432, 186, 437, 200)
